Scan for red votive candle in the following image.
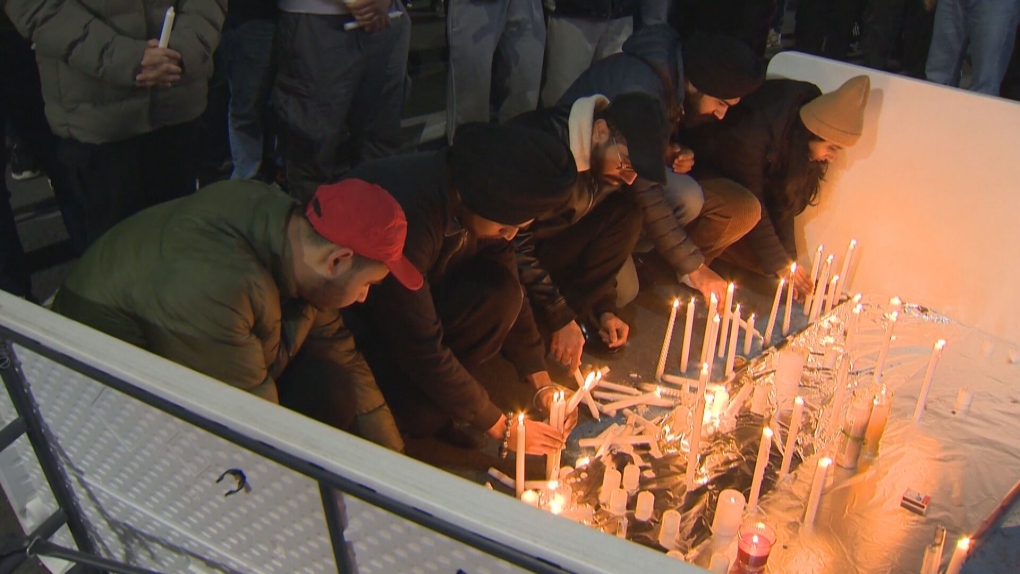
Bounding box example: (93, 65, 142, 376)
(736, 521, 777, 572)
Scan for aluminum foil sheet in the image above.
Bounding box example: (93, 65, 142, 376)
(554, 295, 1020, 573)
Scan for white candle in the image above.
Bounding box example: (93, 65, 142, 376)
(874, 312, 898, 384)
(711, 489, 746, 537)
(914, 340, 947, 422)
(547, 391, 566, 479)
(748, 426, 774, 509)
(566, 371, 596, 412)
(863, 386, 892, 458)
(825, 356, 852, 435)
(158, 7, 176, 48)
(602, 390, 662, 412)
(750, 384, 769, 415)
(608, 488, 628, 516)
(779, 397, 805, 478)
(515, 414, 526, 498)
(808, 255, 833, 322)
(835, 395, 874, 469)
(520, 489, 539, 507)
(763, 278, 784, 346)
(775, 346, 806, 406)
(888, 296, 903, 316)
(680, 297, 696, 373)
(835, 239, 856, 298)
(744, 313, 756, 355)
(704, 315, 720, 381)
(656, 299, 680, 381)
(701, 293, 718, 365)
(635, 491, 655, 521)
(622, 463, 640, 493)
(717, 283, 735, 358)
(725, 305, 742, 376)
(686, 389, 707, 490)
(600, 467, 622, 505)
(803, 457, 833, 525)
(804, 245, 824, 316)
(953, 387, 973, 415)
(844, 304, 863, 352)
(783, 263, 796, 335)
(823, 274, 839, 315)
(658, 509, 682, 549)
(946, 537, 970, 574)
(596, 380, 640, 395)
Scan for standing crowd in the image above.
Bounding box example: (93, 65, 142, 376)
(0, 0, 999, 458)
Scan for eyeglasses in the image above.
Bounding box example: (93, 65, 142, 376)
(611, 135, 633, 173)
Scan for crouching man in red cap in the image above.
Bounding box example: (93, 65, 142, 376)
(52, 178, 420, 451)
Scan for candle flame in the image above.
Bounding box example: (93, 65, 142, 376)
(889, 311, 899, 322)
(794, 396, 804, 406)
(713, 315, 720, 324)
(819, 456, 833, 468)
(710, 293, 718, 304)
(518, 413, 525, 424)
(790, 262, 797, 273)
(751, 534, 760, 545)
(548, 480, 559, 489)
(958, 537, 971, 551)
(890, 296, 901, 305)
(575, 456, 590, 468)
(701, 363, 709, 375)
(852, 293, 862, 303)
(849, 239, 857, 248)
(853, 303, 863, 314)
(672, 298, 679, 308)
(826, 254, 834, 263)
(583, 371, 596, 390)
(830, 274, 839, 283)
(778, 277, 786, 286)
(655, 386, 662, 397)
(817, 245, 824, 252)
(690, 296, 696, 304)
(763, 427, 774, 440)
(935, 339, 947, 350)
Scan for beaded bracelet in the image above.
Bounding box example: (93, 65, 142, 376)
(498, 411, 513, 459)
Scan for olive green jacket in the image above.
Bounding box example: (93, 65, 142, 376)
(3, 0, 225, 143)
(52, 181, 398, 447)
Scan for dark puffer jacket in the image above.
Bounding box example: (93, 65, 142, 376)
(685, 80, 823, 274)
(552, 0, 637, 20)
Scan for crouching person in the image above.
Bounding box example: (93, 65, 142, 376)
(53, 179, 420, 451)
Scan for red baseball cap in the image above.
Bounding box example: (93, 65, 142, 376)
(305, 179, 423, 291)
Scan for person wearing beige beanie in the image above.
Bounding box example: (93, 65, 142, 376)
(682, 75, 871, 295)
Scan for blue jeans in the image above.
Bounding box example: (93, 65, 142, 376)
(926, 0, 1020, 95)
(222, 19, 276, 180)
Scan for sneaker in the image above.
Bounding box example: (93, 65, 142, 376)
(9, 144, 42, 181)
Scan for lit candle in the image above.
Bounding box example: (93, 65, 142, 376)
(888, 296, 903, 316)
(844, 304, 863, 352)
(744, 313, 756, 355)
(808, 255, 833, 322)
(748, 426, 774, 509)
(783, 263, 796, 335)
(914, 340, 947, 423)
(566, 371, 596, 412)
(686, 388, 707, 490)
(701, 294, 718, 365)
(803, 457, 833, 525)
(725, 305, 741, 376)
(158, 7, 176, 48)
(767, 279, 779, 346)
(804, 245, 824, 316)
(835, 395, 874, 469)
(658, 509, 682, 549)
(711, 489, 746, 538)
(779, 397, 805, 478)
(946, 537, 970, 574)
(704, 315, 720, 381)
(546, 391, 566, 479)
(656, 299, 680, 381)
(823, 274, 839, 315)
(718, 283, 735, 358)
(835, 239, 856, 299)
(520, 489, 539, 507)
(680, 297, 696, 373)
(874, 312, 898, 384)
(515, 414, 526, 498)
(736, 522, 776, 573)
(863, 386, 893, 458)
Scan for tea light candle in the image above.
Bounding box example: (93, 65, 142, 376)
(515, 414, 526, 498)
(717, 283, 735, 359)
(764, 278, 784, 345)
(804, 245, 823, 316)
(803, 457, 832, 525)
(635, 491, 655, 521)
(783, 263, 796, 335)
(658, 509, 682, 549)
(779, 397, 805, 478)
(656, 299, 680, 381)
(680, 297, 696, 373)
(914, 339, 947, 422)
(863, 386, 893, 458)
(946, 537, 970, 574)
(748, 426, 774, 509)
(736, 522, 776, 573)
(711, 489, 746, 537)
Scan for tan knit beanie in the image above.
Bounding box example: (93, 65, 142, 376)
(799, 75, 871, 147)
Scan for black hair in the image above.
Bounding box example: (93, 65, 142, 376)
(766, 116, 828, 222)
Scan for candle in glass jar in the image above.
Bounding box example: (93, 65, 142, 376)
(736, 522, 777, 573)
(748, 426, 774, 509)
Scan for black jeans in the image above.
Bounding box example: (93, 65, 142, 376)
(57, 121, 199, 242)
(533, 192, 643, 325)
(862, 0, 934, 77)
(796, 0, 861, 60)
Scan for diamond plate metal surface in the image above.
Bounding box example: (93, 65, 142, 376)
(0, 345, 526, 573)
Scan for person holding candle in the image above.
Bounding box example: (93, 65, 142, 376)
(684, 75, 872, 298)
(342, 124, 576, 455)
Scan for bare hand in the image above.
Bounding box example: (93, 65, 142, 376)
(501, 418, 564, 455)
(779, 263, 813, 301)
(671, 145, 695, 174)
(136, 39, 182, 88)
(550, 321, 584, 371)
(598, 312, 629, 348)
(686, 265, 728, 306)
(346, 0, 391, 32)
(530, 372, 580, 435)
